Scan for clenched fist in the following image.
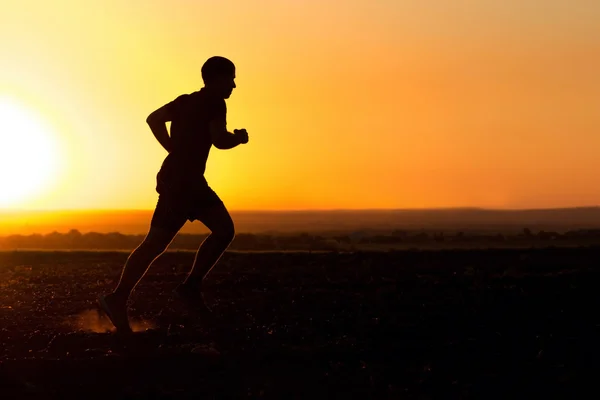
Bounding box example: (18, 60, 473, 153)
(233, 129, 249, 144)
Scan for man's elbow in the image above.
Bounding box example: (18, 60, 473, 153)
(146, 109, 169, 126)
(211, 132, 227, 149)
(146, 113, 158, 126)
(212, 138, 225, 149)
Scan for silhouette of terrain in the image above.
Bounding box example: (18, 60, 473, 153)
(4, 207, 600, 235)
(3, 227, 600, 251)
(2, 208, 600, 397)
(0, 249, 597, 397)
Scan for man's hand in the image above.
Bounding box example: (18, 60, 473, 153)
(234, 129, 249, 144)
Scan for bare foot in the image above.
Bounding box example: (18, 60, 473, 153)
(98, 293, 132, 334)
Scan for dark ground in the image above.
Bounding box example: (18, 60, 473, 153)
(1, 248, 599, 399)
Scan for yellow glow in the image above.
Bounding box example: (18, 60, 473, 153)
(0, 1, 599, 211)
(0, 98, 61, 207)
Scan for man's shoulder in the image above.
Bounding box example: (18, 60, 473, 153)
(171, 90, 225, 116)
(168, 93, 192, 109)
(196, 91, 226, 112)
(169, 91, 203, 111)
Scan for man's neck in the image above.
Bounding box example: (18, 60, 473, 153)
(202, 86, 221, 98)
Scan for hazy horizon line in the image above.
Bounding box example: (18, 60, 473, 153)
(2, 206, 600, 213)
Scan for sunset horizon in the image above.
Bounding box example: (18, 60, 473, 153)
(2, 2, 599, 395)
(2, 0, 599, 212)
(4, 204, 600, 213)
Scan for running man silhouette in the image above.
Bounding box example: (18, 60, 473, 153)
(98, 56, 249, 333)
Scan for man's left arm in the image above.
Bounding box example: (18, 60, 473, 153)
(208, 99, 249, 149)
(210, 119, 248, 149)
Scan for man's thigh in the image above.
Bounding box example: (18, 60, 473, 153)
(192, 198, 234, 235)
(150, 195, 189, 235)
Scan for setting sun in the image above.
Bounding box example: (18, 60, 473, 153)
(0, 0, 599, 211)
(0, 97, 61, 207)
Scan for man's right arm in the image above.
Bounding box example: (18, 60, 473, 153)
(146, 104, 174, 153)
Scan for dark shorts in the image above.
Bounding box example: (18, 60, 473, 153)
(150, 185, 224, 234)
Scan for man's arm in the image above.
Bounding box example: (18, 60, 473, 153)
(209, 119, 246, 150)
(146, 105, 174, 153)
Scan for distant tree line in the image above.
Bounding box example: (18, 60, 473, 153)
(2, 228, 600, 251)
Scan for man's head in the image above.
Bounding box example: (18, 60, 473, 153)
(202, 56, 236, 99)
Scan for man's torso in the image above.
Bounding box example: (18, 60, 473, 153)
(156, 89, 226, 197)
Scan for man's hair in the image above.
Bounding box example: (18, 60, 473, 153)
(201, 56, 235, 83)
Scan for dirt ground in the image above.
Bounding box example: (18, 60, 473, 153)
(1, 248, 599, 399)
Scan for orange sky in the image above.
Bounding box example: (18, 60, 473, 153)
(1, 0, 599, 211)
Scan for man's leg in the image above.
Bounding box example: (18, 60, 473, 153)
(184, 202, 235, 287)
(174, 203, 234, 315)
(99, 195, 186, 332)
(99, 226, 179, 332)
(115, 226, 178, 297)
